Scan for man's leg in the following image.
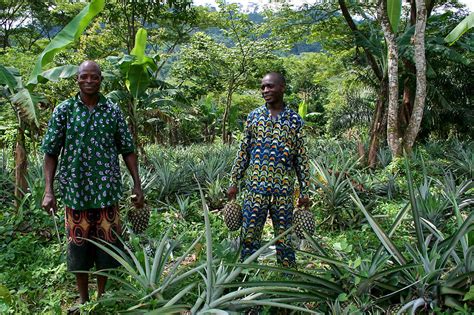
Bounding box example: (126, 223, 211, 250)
(75, 273, 89, 303)
(66, 208, 94, 304)
(269, 195, 295, 267)
(95, 205, 122, 297)
(97, 275, 107, 298)
(241, 193, 269, 261)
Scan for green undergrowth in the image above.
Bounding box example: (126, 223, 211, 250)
(0, 139, 473, 313)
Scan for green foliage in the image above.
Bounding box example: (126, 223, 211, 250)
(445, 12, 474, 45)
(387, 0, 402, 33)
(1, 140, 473, 313)
(127, 28, 158, 99)
(310, 148, 362, 229)
(27, 0, 105, 86)
(0, 0, 473, 312)
(86, 230, 202, 312)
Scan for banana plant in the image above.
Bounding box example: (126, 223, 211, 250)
(0, 0, 105, 209)
(27, 0, 105, 87)
(0, 64, 81, 208)
(106, 28, 183, 147)
(0, 65, 42, 208)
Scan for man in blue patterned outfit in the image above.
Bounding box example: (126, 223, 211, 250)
(227, 72, 310, 267)
(41, 61, 144, 309)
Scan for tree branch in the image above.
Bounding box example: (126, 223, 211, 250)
(338, 0, 384, 81)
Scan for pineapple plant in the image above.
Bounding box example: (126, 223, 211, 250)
(223, 200, 242, 231)
(293, 207, 315, 239)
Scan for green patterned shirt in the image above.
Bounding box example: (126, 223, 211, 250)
(41, 93, 135, 210)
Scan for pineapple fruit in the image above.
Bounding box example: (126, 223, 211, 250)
(293, 207, 315, 239)
(223, 200, 242, 231)
(128, 205, 150, 234)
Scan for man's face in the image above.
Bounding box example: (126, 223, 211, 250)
(77, 64, 102, 96)
(260, 75, 285, 105)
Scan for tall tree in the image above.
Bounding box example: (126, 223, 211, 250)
(103, 0, 197, 54)
(338, 0, 388, 167)
(378, 0, 428, 155)
(173, 2, 280, 143)
(378, 0, 401, 156)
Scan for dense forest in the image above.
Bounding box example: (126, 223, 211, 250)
(0, 0, 473, 313)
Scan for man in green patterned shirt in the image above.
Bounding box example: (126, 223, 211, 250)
(41, 61, 144, 308)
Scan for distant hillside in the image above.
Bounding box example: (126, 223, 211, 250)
(205, 12, 321, 55)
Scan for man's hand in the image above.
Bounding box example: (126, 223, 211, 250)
(42, 192, 57, 215)
(131, 186, 145, 208)
(227, 185, 238, 201)
(297, 196, 311, 209)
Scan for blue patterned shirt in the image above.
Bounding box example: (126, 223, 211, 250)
(230, 104, 310, 198)
(41, 93, 135, 210)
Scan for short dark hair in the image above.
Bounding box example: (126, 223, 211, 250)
(264, 72, 286, 86)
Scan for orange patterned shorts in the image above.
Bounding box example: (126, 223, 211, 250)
(65, 205, 122, 271)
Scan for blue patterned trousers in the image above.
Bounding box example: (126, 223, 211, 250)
(240, 192, 295, 267)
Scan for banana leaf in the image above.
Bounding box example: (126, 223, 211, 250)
(298, 100, 307, 119)
(27, 0, 105, 87)
(36, 65, 79, 84)
(0, 64, 17, 92)
(126, 28, 158, 99)
(445, 12, 474, 45)
(387, 0, 402, 33)
(10, 88, 45, 128)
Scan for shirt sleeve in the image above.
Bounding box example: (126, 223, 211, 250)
(114, 106, 135, 155)
(294, 122, 310, 199)
(230, 113, 253, 187)
(41, 103, 67, 156)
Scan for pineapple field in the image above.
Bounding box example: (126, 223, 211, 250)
(0, 139, 473, 313)
(1, 0, 473, 313)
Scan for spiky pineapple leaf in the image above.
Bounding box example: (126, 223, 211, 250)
(464, 285, 474, 301)
(351, 187, 407, 265)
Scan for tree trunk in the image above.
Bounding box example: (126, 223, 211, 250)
(367, 81, 388, 168)
(379, 0, 402, 157)
(14, 127, 28, 209)
(128, 99, 139, 149)
(400, 1, 416, 137)
(403, 0, 427, 152)
(400, 77, 413, 129)
(221, 82, 234, 144)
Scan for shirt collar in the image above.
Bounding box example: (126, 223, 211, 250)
(263, 103, 288, 118)
(75, 92, 108, 108)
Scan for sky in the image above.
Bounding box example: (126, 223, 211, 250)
(193, 0, 474, 12)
